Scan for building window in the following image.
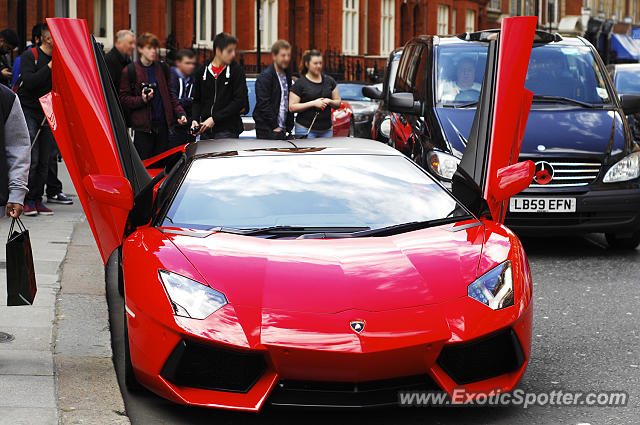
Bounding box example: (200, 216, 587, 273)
(56, 0, 77, 18)
(452, 9, 457, 35)
(196, 0, 224, 47)
(381, 0, 395, 55)
(437, 5, 449, 35)
(93, 0, 112, 46)
(342, 0, 359, 55)
(489, 0, 501, 11)
(465, 10, 476, 32)
(257, 0, 278, 51)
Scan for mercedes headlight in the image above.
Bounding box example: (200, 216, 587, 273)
(603, 151, 640, 183)
(467, 261, 514, 310)
(159, 270, 227, 319)
(380, 117, 391, 138)
(428, 150, 460, 180)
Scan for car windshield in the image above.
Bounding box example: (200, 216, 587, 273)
(244, 79, 256, 116)
(613, 68, 640, 94)
(163, 154, 467, 231)
(338, 84, 368, 101)
(435, 43, 613, 106)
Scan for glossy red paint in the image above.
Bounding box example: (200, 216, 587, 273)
(46, 17, 536, 411)
(493, 161, 535, 202)
(389, 112, 413, 154)
(41, 18, 130, 263)
(484, 16, 537, 222)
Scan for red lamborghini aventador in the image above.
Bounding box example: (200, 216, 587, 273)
(42, 17, 537, 410)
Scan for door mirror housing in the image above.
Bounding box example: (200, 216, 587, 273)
(491, 161, 535, 202)
(620, 94, 640, 115)
(362, 85, 383, 100)
(389, 92, 423, 115)
(83, 175, 134, 211)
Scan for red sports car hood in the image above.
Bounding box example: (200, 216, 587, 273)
(165, 222, 485, 313)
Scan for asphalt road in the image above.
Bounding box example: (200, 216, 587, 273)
(106, 234, 640, 425)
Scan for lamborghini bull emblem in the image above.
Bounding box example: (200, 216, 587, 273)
(350, 320, 365, 333)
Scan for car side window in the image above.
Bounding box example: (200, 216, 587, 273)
(395, 44, 424, 99)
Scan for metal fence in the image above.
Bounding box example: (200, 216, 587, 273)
(160, 35, 385, 83)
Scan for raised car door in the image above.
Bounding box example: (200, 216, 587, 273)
(452, 16, 537, 223)
(41, 18, 151, 263)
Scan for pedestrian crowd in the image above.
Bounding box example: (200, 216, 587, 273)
(104, 29, 342, 160)
(0, 23, 344, 220)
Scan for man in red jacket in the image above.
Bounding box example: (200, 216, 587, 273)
(118, 33, 186, 160)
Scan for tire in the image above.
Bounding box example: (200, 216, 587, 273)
(605, 231, 640, 250)
(348, 119, 356, 137)
(123, 305, 142, 391)
(117, 247, 124, 297)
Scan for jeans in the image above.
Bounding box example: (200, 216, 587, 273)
(256, 128, 287, 140)
(24, 110, 55, 203)
(46, 142, 63, 197)
(295, 123, 333, 139)
(133, 123, 169, 160)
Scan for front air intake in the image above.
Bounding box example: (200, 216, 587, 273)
(160, 340, 266, 393)
(437, 328, 525, 385)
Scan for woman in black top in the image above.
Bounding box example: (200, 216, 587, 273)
(289, 50, 341, 138)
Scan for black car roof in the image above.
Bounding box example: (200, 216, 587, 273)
(187, 138, 405, 158)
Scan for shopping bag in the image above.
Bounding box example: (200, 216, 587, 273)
(6, 217, 37, 306)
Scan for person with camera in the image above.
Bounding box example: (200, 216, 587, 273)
(191, 33, 248, 139)
(289, 50, 341, 138)
(253, 40, 294, 140)
(119, 33, 187, 160)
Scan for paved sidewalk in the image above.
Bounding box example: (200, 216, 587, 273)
(0, 164, 128, 424)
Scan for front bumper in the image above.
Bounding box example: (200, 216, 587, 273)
(506, 185, 640, 235)
(125, 296, 532, 411)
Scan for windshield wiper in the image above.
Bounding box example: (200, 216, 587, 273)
(209, 225, 371, 236)
(297, 216, 472, 239)
(531, 95, 601, 108)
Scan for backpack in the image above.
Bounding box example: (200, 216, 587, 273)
(123, 61, 171, 127)
(12, 47, 38, 93)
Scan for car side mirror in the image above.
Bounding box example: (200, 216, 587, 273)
(83, 174, 134, 211)
(491, 161, 535, 202)
(362, 85, 383, 100)
(389, 92, 423, 115)
(620, 94, 640, 115)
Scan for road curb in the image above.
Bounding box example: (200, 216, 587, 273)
(54, 218, 130, 424)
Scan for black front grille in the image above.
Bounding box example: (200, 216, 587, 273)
(437, 328, 525, 385)
(268, 374, 441, 408)
(506, 211, 636, 227)
(160, 340, 266, 393)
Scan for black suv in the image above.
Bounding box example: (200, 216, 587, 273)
(385, 30, 640, 248)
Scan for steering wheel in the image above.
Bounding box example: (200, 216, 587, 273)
(455, 89, 481, 103)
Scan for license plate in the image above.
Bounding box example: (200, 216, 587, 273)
(509, 197, 576, 213)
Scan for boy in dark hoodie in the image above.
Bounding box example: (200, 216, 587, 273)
(191, 33, 248, 139)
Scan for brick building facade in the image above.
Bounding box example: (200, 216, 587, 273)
(1, 0, 640, 67)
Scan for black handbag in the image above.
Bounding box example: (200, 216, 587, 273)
(6, 217, 37, 306)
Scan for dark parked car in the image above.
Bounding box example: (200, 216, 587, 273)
(363, 48, 402, 144)
(607, 63, 640, 140)
(388, 30, 640, 248)
(336, 83, 379, 138)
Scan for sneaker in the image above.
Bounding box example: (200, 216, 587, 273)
(24, 201, 37, 216)
(35, 202, 53, 215)
(47, 192, 73, 205)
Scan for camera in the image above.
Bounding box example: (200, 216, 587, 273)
(189, 124, 201, 135)
(141, 82, 157, 96)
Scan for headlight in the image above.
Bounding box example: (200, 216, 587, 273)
(603, 151, 640, 183)
(427, 150, 460, 180)
(159, 270, 227, 319)
(380, 117, 391, 138)
(467, 261, 514, 310)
